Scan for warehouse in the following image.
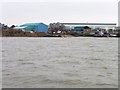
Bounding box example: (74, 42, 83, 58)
(62, 23, 116, 33)
(14, 23, 48, 33)
(62, 23, 116, 30)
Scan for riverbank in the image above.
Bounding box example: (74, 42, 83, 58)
(1, 28, 120, 38)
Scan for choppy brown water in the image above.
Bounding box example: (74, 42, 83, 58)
(2, 37, 118, 88)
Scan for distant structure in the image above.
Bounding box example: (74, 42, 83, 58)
(62, 23, 116, 33)
(0, 23, 8, 31)
(62, 23, 116, 31)
(14, 23, 48, 33)
(118, 1, 120, 26)
(62, 23, 116, 29)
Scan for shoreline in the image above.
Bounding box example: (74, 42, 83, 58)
(0, 36, 119, 38)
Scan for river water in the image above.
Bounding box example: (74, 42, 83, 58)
(2, 37, 118, 88)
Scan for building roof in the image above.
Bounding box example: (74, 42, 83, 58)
(62, 23, 116, 25)
(14, 26, 27, 29)
(14, 23, 48, 32)
(20, 23, 47, 27)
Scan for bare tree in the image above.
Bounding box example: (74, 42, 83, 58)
(48, 22, 67, 35)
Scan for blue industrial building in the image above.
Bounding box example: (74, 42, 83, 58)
(14, 23, 48, 32)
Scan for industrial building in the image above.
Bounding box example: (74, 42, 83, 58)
(62, 23, 116, 29)
(14, 23, 48, 33)
(62, 23, 116, 32)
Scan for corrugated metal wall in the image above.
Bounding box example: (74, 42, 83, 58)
(15, 23, 48, 32)
(37, 23, 48, 32)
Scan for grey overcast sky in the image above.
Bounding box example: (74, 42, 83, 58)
(0, 0, 119, 26)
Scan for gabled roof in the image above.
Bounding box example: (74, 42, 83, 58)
(20, 23, 47, 27)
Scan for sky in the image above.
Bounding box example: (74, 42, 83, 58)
(0, 0, 119, 26)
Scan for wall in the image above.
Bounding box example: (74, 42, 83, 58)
(37, 23, 48, 32)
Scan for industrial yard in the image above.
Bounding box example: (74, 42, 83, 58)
(1, 22, 120, 37)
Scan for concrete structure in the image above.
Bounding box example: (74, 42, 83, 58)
(14, 23, 48, 33)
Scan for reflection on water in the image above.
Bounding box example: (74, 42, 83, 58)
(2, 37, 118, 88)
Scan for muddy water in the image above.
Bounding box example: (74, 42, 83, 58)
(2, 37, 118, 88)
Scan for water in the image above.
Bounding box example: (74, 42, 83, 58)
(2, 37, 118, 88)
